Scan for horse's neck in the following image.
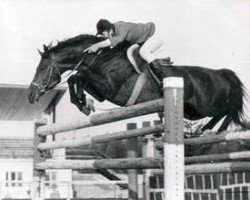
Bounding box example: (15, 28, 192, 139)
(53, 47, 83, 74)
(56, 44, 131, 80)
(59, 63, 75, 74)
(55, 45, 84, 63)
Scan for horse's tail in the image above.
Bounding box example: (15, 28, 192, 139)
(221, 69, 247, 128)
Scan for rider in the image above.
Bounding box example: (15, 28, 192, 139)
(84, 19, 167, 83)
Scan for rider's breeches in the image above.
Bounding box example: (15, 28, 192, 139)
(139, 28, 165, 63)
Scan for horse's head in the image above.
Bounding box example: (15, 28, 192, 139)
(28, 34, 128, 105)
(28, 44, 61, 104)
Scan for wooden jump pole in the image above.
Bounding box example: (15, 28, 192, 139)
(163, 77, 184, 200)
(39, 126, 250, 151)
(38, 125, 250, 151)
(36, 158, 250, 174)
(184, 130, 250, 145)
(36, 157, 163, 170)
(37, 150, 250, 170)
(37, 99, 163, 136)
(155, 130, 250, 151)
(126, 123, 138, 200)
(37, 123, 164, 150)
(185, 151, 250, 164)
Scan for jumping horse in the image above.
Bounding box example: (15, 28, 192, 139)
(28, 34, 246, 133)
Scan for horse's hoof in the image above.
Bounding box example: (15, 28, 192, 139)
(81, 106, 91, 116)
(86, 98, 95, 112)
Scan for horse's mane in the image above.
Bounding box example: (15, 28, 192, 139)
(49, 34, 130, 54)
(50, 34, 101, 52)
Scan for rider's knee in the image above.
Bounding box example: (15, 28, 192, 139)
(139, 46, 154, 63)
(139, 46, 148, 60)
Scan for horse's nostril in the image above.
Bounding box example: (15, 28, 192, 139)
(28, 92, 35, 104)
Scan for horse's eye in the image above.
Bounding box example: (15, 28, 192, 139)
(39, 60, 50, 70)
(38, 65, 45, 71)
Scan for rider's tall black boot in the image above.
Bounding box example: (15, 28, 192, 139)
(148, 59, 164, 86)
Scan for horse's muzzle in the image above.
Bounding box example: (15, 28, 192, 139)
(28, 87, 44, 104)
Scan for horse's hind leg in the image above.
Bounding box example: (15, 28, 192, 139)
(201, 115, 224, 132)
(217, 115, 232, 133)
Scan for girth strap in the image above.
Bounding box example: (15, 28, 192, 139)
(126, 73, 147, 106)
(127, 44, 142, 74)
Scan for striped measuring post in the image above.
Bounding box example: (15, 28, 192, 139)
(163, 77, 184, 200)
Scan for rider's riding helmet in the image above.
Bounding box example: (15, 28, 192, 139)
(96, 19, 113, 35)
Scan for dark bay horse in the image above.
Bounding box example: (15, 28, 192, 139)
(28, 34, 246, 133)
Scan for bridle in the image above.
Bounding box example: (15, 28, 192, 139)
(31, 62, 61, 94)
(31, 51, 100, 93)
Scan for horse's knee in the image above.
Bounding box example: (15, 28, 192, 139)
(77, 93, 86, 103)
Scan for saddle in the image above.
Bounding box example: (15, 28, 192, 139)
(125, 44, 173, 106)
(126, 44, 173, 74)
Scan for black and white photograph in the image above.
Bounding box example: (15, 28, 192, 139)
(0, 0, 250, 199)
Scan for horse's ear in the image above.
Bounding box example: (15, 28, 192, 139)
(47, 41, 53, 49)
(37, 49, 43, 56)
(43, 44, 48, 52)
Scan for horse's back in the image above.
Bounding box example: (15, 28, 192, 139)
(162, 65, 237, 90)
(159, 65, 244, 118)
(161, 65, 232, 96)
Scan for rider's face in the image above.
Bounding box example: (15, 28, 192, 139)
(101, 30, 113, 38)
(101, 31, 109, 38)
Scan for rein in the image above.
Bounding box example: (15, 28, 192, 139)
(56, 54, 88, 87)
(53, 52, 101, 89)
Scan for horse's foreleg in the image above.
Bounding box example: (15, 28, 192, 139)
(75, 73, 96, 113)
(75, 73, 86, 104)
(67, 75, 86, 112)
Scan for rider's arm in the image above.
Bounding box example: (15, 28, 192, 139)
(84, 39, 111, 53)
(95, 39, 111, 48)
(109, 31, 127, 48)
